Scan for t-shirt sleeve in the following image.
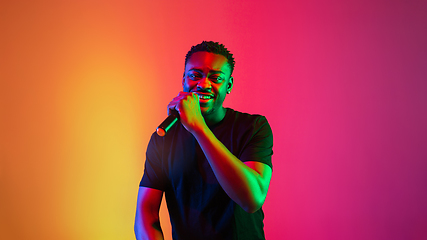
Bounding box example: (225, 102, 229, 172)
(239, 116, 273, 169)
(139, 133, 168, 190)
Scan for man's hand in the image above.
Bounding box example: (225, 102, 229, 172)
(167, 92, 206, 133)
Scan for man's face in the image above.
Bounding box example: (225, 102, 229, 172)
(183, 51, 233, 117)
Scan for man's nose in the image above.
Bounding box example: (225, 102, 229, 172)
(197, 77, 212, 90)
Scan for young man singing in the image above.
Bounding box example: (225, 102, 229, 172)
(135, 41, 273, 240)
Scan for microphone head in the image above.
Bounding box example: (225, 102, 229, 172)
(156, 110, 179, 137)
(156, 127, 166, 137)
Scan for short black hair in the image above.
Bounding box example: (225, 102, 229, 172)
(184, 41, 235, 75)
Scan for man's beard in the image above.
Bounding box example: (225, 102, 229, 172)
(201, 98, 225, 117)
(201, 107, 215, 116)
(201, 102, 218, 117)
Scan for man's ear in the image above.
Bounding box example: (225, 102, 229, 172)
(227, 77, 234, 94)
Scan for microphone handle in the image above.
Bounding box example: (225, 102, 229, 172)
(156, 110, 179, 137)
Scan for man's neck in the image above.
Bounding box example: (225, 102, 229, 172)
(203, 107, 227, 126)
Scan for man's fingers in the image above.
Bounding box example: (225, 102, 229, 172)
(167, 92, 200, 115)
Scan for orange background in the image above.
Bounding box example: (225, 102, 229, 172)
(1, 1, 427, 239)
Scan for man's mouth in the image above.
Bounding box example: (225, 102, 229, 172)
(195, 93, 214, 100)
(198, 95, 213, 100)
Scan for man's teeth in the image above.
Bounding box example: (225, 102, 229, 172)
(198, 95, 212, 99)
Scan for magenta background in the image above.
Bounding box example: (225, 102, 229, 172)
(1, 0, 427, 239)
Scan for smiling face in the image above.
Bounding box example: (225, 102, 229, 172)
(183, 51, 233, 123)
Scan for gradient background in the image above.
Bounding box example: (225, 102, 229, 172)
(1, 0, 427, 239)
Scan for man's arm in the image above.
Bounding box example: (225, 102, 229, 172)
(192, 126, 272, 213)
(134, 187, 164, 240)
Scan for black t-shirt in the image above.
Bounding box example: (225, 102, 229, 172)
(140, 108, 273, 240)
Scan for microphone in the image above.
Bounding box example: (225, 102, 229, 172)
(156, 110, 179, 137)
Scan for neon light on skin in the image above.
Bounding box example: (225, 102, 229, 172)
(182, 51, 233, 126)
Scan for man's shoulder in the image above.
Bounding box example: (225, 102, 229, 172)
(225, 108, 268, 124)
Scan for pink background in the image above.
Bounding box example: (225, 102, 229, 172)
(1, 0, 426, 239)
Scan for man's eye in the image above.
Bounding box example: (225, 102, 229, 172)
(210, 75, 223, 82)
(189, 74, 201, 80)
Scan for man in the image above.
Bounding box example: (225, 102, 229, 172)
(135, 41, 273, 240)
